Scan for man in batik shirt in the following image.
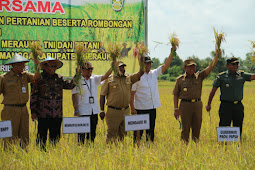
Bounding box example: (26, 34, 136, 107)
(30, 57, 75, 150)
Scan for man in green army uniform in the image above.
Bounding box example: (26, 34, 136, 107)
(100, 61, 144, 143)
(206, 57, 255, 137)
(173, 49, 221, 143)
(0, 53, 39, 149)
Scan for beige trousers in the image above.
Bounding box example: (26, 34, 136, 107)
(1, 105, 29, 148)
(180, 101, 202, 143)
(106, 107, 130, 143)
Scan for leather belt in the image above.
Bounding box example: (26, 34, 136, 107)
(108, 106, 129, 111)
(221, 100, 241, 104)
(181, 98, 201, 103)
(5, 104, 26, 107)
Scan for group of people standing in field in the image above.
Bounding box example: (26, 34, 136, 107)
(1, 45, 255, 151)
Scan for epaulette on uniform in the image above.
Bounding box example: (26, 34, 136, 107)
(218, 71, 225, 75)
(2, 72, 8, 77)
(108, 75, 114, 82)
(216, 71, 226, 78)
(217, 72, 226, 77)
(176, 74, 184, 80)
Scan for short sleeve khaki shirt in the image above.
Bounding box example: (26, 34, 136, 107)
(0, 70, 34, 104)
(101, 73, 140, 108)
(173, 70, 207, 100)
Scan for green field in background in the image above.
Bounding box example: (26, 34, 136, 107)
(1, 80, 255, 169)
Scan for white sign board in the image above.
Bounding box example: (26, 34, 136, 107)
(217, 127, 240, 142)
(0, 121, 12, 138)
(125, 114, 150, 131)
(63, 117, 90, 134)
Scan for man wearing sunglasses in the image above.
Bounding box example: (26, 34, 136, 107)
(30, 57, 75, 150)
(206, 57, 255, 138)
(71, 61, 112, 144)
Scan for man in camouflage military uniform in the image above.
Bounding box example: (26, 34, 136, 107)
(100, 61, 144, 143)
(173, 50, 221, 143)
(0, 53, 39, 148)
(206, 57, 255, 137)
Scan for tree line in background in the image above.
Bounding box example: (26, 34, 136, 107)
(151, 51, 255, 81)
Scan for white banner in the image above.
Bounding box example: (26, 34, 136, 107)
(63, 117, 90, 134)
(217, 127, 240, 142)
(0, 120, 12, 138)
(125, 114, 150, 131)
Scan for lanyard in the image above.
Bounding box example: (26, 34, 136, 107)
(83, 79, 92, 96)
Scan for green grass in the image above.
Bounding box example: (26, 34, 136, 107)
(1, 80, 255, 169)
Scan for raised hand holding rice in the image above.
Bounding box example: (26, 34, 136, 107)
(29, 41, 43, 71)
(213, 27, 226, 59)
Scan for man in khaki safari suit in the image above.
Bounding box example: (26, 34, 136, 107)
(0, 53, 39, 149)
(100, 61, 144, 143)
(173, 49, 221, 143)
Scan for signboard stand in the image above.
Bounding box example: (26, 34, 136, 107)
(217, 127, 241, 142)
(63, 117, 91, 134)
(0, 120, 12, 139)
(125, 114, 150, 147)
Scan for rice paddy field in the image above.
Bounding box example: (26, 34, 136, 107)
(1, 80, 255, 169)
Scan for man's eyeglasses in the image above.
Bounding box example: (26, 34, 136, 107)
(231, 62, 239, 66)
(83, 67, 94, 71)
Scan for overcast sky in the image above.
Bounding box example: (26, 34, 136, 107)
(147, 0, 255, 62)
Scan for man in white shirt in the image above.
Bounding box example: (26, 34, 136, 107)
(130, 47, 176, 142)
(72, 62, 112, 144)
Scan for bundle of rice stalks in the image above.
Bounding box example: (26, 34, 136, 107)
(168, 33, 180, 49)
(107, 43, 122, 74)
(249, 41, 255, 65)
(137, 42, 149, 70)
(213, 27, 226, 58)
(29, 41, 42, 71)
(249, 41, 255, 50)
(74, 43, 89, 84)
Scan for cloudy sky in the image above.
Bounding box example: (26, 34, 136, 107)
(147, 0, 255, 62)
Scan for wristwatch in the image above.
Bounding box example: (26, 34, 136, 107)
(174, 108, 179, 111)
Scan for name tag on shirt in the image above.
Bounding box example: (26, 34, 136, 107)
(236, 77, 243, 80)
(22, 87, 26, 93)
(89, 97, 94, 104)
